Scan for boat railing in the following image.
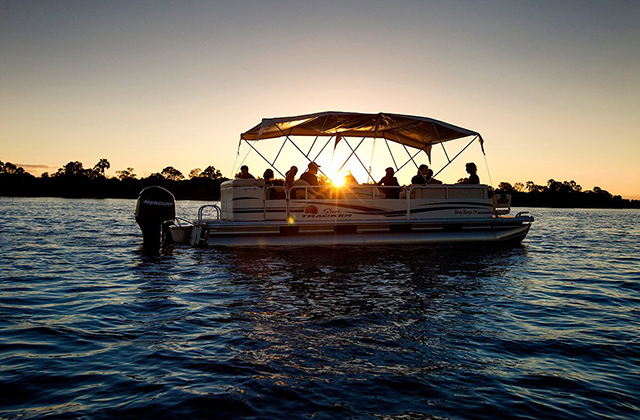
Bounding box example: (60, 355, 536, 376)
(260, 184, 491, 221)
(265, 184, 487, 202)
(197, 204, 221, 224)
(288, 185, 330, 200)
(265, 184, 388, 201)
(405, 184, 490, 218)
(173, 217, 194, 227)
(404, 184, 487, 200)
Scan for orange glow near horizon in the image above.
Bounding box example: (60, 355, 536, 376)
(1, 2, 639, 198)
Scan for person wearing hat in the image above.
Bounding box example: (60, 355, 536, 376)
(300, 161, 321, 186)
(299, 161, 326, 198)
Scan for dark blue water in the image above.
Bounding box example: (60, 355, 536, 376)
(1, 197, 639, 419)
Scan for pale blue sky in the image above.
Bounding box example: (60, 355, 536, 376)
(1, 0, 639, 196)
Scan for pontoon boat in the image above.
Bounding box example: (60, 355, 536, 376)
(167, 112, 533, 247)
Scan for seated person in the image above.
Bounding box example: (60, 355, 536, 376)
(284, 166, 298, 191)
(426, 169, 443, 184)
(298, 161, 326, 198)
(262, 169, 277, 199)
(299, 161, 320, 185)
(236, 165, 255, 179)
(457, 162, 480, 184)
(263, 169, 274, 185)
(411, 164, 429, 185)
(291, 179, 310, 199)
(377, 167, 400, 199)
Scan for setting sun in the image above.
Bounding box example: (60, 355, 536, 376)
(330, 176, 345, 188)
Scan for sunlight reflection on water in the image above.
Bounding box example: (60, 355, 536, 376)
(0, 198, 639, 419)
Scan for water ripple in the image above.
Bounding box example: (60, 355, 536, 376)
(1, 199, 639, 419)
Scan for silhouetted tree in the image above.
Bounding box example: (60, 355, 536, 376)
(525, 181, 543, 193)
(590, 186, 612, 200)
(93, 158, 110, 177)
(55, 161, 85, 177)
(200, 166, 222, 180)
(146, 172, 165, 181)
(116, 167, 137, 180)
(1, 161, 25, 175)
(497, 182, 514, 193)
(189, 168, 201, 179)
(161, 166, 184, 181)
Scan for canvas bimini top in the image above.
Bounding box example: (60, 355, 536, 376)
(240, 111, 484, 153)
(238, 111, 486, 181)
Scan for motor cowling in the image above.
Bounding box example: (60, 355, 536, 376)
(135, 186, 176, 254)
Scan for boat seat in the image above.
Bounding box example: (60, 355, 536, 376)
(230, 179, 265, 187)
(339, 185, 383, 200)
(265, 186, 286, 200)
(291, 179, 311, 199)
(492, 194, 511, 215)
(404, 186, 448, 199)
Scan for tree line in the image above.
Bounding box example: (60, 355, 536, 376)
(1, 158, 638, 208)
(493, 180, 639, 208)
(0, 159, 227, 200)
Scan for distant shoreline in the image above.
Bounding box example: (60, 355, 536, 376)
(2, 195, 639, 210)
(1, 181, 638, 209)
(2, 160, 639, 209)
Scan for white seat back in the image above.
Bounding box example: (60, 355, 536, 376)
(492, 194, 511, 215)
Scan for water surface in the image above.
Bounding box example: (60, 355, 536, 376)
(1, 198, 639, 419)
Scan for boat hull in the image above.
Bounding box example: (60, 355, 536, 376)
(173, 216, 532, 247)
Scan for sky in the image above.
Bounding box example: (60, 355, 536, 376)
(1, 0, 639, 197)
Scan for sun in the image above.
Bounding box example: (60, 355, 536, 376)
(331, 175, 346, 188)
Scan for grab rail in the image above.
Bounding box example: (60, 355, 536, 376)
(260, 184, 491, 221)
(197, 204, 221, 224)
(173, 217, 194, 227)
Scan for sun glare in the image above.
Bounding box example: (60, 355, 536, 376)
(331, 176, 346, 188)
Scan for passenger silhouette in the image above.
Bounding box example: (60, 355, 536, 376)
(411, 164, 429, 185)
(237, 165, 255, 179)
(284, 166, 298, 190)
(377, 167, 400, 199)
(458, 162, 479, 184)
(427, 169, 443, 184)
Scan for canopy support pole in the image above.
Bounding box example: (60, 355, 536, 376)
(275, 125, 333, 179)
(397, 143, 429, 172)
(271, 133, 290, 167)
(433, 123, 451, 163)
(241, 139, 286, 178)
(306, 115, 330, 157)
(338, 137, 375, 182)
(312, 136, 335, 163)
(335, 124, 375, 175)
(391, 125, 426, 172)
(383, 138, 399, 171)
(367, 138, 376, 183)
(432, 136, 478, 178)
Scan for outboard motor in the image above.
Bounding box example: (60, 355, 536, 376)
(135, 186, 176, 255)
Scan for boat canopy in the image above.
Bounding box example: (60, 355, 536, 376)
(240, 111, 483, 151)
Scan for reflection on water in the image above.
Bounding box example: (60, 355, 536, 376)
(1, 199, 639, 419)
(185, 246, 530, 388)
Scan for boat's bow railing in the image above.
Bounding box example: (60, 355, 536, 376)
(197, 204, 221, 224)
